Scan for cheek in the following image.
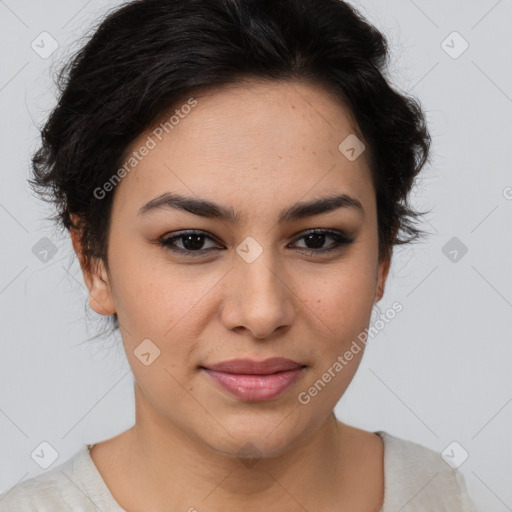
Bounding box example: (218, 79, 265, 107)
(109, 252, 224, 350)
(108, 238, 173, 317)
(300, 259, 377, 332)
(295, 269, 376, 407)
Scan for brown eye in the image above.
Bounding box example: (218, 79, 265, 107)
(290, 229, 354, 256)
(159, 228, 354, 258)
(160, 230, 222, 257)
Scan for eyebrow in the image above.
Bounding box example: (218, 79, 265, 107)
(138, 192, 363, 223)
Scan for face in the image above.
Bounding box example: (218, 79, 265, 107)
(74, 79, 390, 458)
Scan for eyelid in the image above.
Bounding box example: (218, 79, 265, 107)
(289, 228, 354, 245)
(159, 228, 354, 257)
(160, 229, 223, 250)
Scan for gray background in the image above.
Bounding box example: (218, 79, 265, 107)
(1, 1, 511, 510)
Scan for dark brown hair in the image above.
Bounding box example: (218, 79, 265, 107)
(29, 0, 431, 333)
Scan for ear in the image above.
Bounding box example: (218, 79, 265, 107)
(374, 251, 391, 303)
(70, 221, 116, 316)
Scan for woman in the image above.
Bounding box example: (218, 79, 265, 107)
(0, 0, 479, 510)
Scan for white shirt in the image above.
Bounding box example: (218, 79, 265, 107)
(0, 431, 479, 511)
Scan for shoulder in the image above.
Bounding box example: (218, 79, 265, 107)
(376, 431, 479, 512)
(0, 446, 95, 511)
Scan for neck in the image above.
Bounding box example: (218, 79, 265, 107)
(109, 385, 354, 511)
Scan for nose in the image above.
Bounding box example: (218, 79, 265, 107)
(220, 249, 296, 340)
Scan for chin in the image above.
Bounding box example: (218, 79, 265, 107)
(195, 410, 312, 460)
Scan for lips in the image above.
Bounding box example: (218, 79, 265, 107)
(201, 357, 306, 401)
(204, 357, 304, 375)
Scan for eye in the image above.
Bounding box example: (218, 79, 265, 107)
(159, 230, 222, 257)
(289, 229, 354, 256)
(158, 228, 354, 258)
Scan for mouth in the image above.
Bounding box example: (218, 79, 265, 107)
(200, 357, 307, 402)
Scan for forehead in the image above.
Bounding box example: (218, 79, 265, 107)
(113, 79, 374, 219)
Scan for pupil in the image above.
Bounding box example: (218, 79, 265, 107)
(183, 234, 204, 250)
(305, 233, 325, 249)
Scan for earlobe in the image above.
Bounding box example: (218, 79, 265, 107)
(70, 223, 116, 317)
(87, 259, 116, 316)
(375, 253, 391, 303)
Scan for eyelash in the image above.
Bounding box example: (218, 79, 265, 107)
(158, 229, 354, 258)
